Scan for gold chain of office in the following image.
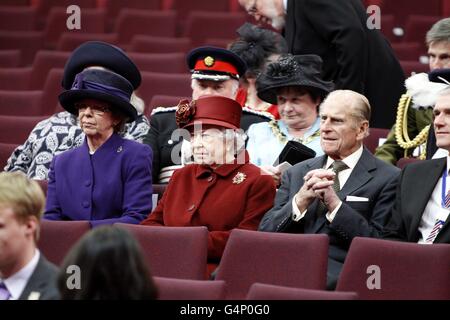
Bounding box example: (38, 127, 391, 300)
(268, 120, 320, 145)
(394, 94, 429, 159)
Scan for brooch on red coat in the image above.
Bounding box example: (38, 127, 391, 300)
(232, 172, 246, 184)
(175, 99, 196, 127)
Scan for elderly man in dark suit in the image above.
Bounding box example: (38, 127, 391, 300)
(383, 88, 450, 244)
(259, 90, 400, 289)
(238, 0, 405, 129)
(0, 172, 58, 300)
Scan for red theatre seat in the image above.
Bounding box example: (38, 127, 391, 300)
(115, 224, 208, 280)
(246, 283, 358, 300)
(154, 276, 226, 300)
(114, 9, 177, 45)
(215, 230, 329, 300)
(0, 142, 18, 170)
(336, 237, 450, 299)
(38, 220, 91, 266)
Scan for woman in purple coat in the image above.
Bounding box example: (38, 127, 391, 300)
(44, 68, 153, 227)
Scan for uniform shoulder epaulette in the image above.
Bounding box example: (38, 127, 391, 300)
(242, 106, 275, 120)
(151, 106, 177, 116)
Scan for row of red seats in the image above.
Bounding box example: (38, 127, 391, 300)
(0, 0, 242, 29)
(37, 222, 450, 300)
(0, 8, 249, 58)
(0, 67, 192, 117)
(1, 12, 438, 67)
(364, 0, 448, 28)
(0, 9, 247, 65)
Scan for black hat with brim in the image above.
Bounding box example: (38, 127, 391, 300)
(62, 41, 141, 90)
(59, 69, 137, 122)
(256, 54, 334, 105)
(429, 68, 450, 85)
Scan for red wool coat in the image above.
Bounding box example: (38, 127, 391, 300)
(141, 156, 276, 261)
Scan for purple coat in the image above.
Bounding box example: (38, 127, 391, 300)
(44, 133, 153, 227)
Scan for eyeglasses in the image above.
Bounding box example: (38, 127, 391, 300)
(75, 102, 111, 116)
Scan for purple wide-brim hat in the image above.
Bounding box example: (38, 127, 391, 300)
(59, 68, 137, 122)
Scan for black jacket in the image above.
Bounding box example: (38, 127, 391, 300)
(285, 0, 405, 129)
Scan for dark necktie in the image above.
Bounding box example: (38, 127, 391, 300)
(0, 282, 11, 300)
(330, 160, 349, 192)
(316, 160, 349, 215)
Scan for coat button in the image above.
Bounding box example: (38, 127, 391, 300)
(207, 176, 213, 182)
(82, 201, 90, 208)
(168, 139, 173, 145)
(84, 180, 91, 187)
(188, 204, 195, 211)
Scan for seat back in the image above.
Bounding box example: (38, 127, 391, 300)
(364, 127, 390, 154)
(0, 31, 44, 65)
(129, 36, 191, 54)
(0, 142, 18, 170)
(38, 220, 91, 266)
(183, 11, 246, 47)
(0, 49, 21, 67)
(246, 283, 358, 300)
(115, 224, 208, 280)
(44, 8, 106, 49)
(215, 229, 329, 299)
(57, 33, 118, 51)
(154, 276, 226, 300)
(29, 51, 70, 90)
(115, 9, 177, 45)
(0, 6, 37, 31)
(138, 72, 191, 107)
(128, 52, 188, 74)
(336, 237, 450, 299)
(0, 115, 47, 144)
(400, 60, 429, 77)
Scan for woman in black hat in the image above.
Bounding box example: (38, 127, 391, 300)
(44, 68, 153, 227)
(246, 54, 334, 183)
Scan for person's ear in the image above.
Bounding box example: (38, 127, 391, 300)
(24, 216, 39, 240)
(357, 120, 369, 140)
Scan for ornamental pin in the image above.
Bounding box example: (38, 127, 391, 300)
(232, 172, 247, 184)
(204, 56, 215, 67)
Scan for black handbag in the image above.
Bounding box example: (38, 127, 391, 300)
(274, 140, 316, 166)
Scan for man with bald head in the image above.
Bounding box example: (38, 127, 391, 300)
(259, 90, 400, 289)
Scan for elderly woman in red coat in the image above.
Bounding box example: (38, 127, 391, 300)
(141, 95, 276, 267)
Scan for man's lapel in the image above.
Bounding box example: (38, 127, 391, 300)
(409, 158, 446, 240)
(338, 149, 376, 198)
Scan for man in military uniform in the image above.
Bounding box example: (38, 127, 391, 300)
(144, 46, 273, 183)
(375, 18, 450, 164)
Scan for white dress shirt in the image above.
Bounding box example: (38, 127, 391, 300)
(283, 0, 288, 12)
(292, 146, 364, 222)
(1, 249, 40, 300)
(418, 156, 450, 244)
